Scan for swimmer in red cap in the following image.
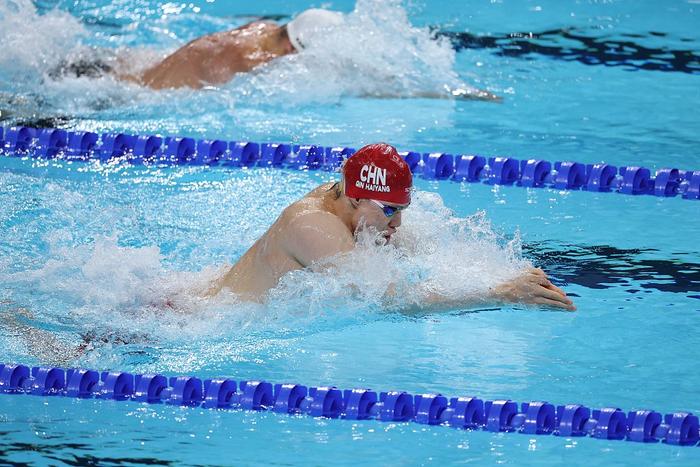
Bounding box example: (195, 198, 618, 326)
(210, 143, 574, 311)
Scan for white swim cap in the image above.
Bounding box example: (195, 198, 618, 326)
(286, 9, 344, 51)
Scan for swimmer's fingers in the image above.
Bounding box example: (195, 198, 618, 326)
(526, 268, 559, 287)
(527, 267, 546, 276)
(545, 281, 569, 298)
(536, 276, 568, 297)
(536, 285, 575, 310)
(528, 269, 569, 297)
(534, 296, 576, 311)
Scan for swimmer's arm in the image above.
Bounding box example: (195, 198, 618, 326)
(412, 87, 501, 102)
(382, 283, 486, 315)
(362, 87, 501, 102)
(284, 211, 355, 267)
(391, 268, 575, 314)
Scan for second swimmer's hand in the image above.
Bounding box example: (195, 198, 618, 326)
(449, 87, 502, 102)
(492, 268, 576, 311)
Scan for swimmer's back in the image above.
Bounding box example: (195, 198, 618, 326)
(139, 21, 281, 89)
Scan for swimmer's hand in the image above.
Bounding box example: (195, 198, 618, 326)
(492, 268, 576, 311)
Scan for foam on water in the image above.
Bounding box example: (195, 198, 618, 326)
(0, 0, 85, 82)
(231, 0, 471, 103)
(0, 0, 143, 117)
(269, 192, 527, 317)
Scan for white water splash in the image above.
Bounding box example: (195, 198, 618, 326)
(1, 189, 528, 342)
(233, 0, 469, 103)
(0, 0, 85, 80)
(267, 191, 528, 317)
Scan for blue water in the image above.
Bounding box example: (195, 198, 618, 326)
(1, 0, 700, 465)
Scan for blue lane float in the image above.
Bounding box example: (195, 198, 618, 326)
(1, 362, 699, 447)
(1, 125, 699, 200)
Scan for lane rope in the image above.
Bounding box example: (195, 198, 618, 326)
(1, 126, 698, 200)
(1, 362, 698, 446)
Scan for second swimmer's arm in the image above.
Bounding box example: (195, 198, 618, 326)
(361, 86, 501, 102)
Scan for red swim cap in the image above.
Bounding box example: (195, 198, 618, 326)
(343, 143, 412, 205)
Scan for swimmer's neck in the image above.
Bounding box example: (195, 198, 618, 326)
(257, 24, 295, 57)
(319, 183, 357, 233)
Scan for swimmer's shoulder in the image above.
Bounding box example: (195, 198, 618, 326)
(282, 208, 353, 266)
(306, 181, 336, 197)
(201, 21, 278, 47)
(279, 197, 352, 249)
(280, 198, 342, 230)
(288, 207, 347, 232)
(279, 182, 336, 216)
(224, 20, 280, 38)
(278, 182, 347, 233)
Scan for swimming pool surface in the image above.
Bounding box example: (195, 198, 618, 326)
(1, 0, 699, 465)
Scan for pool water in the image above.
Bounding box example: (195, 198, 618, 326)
(1, 0, 699, 465)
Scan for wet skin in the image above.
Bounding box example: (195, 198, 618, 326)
(132, 21, 295, 89)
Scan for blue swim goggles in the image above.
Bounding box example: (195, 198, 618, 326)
(370, 199, 409, 218)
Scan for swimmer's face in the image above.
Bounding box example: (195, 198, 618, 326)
(352, 199, 408, 243)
